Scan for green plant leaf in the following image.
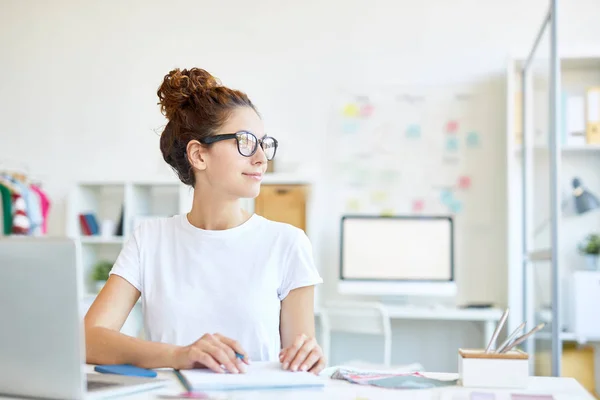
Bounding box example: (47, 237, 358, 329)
(92, 260, 113, 281)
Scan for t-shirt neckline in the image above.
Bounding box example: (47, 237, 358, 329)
(179, 212, 260, 237)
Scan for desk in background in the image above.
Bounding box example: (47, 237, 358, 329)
(318, 302, 503, 367)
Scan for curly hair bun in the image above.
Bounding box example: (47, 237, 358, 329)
(157, 68, 220, 120)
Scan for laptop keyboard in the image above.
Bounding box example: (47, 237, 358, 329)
(87, 380, 120, 391)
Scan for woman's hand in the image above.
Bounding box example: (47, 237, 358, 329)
(173, 333, 250, 373)
(279, 333, 326, 374)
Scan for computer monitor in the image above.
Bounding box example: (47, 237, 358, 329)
(338, 215, 456, 299)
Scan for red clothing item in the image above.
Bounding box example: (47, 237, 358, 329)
(11, 192, 30, 235)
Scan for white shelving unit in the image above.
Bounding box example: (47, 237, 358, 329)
(506, 43, 600, 377)
(67, 175, 315, 296)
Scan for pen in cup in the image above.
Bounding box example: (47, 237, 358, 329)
(495, 322, 526, 353)
(499, 323, 546, 354)
(485, 308, 509, 353)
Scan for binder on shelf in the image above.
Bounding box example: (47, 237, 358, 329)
(79, 213, 99, 235)
(586, 87, 600, 144)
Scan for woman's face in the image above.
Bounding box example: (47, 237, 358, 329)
(198, 107, 268, 200)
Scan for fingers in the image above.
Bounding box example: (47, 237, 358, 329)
(289, 339, 316, 372)
(308, 357, 326, 375)
(281, 334, 308, 370)
(209, 335, 237, 361)
(215, 333, 250, 365)
(205, 343, 239, 374)
(189, 348, 224, 373)
(195, 333, 243, 374)
(297, 347, 321, 372)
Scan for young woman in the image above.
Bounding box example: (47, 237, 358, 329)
(84, 68, 325, 375)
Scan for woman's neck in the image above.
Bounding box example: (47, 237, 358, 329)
(186, 188, 250, 231)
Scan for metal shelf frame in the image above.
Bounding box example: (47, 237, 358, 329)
(520, 0, 562, 377)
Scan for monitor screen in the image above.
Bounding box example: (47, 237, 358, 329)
(340, 216, 453, 282)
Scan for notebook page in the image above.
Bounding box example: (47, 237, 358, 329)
(180, 361, 325, 391)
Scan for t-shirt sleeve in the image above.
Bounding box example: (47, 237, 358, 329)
(109, 231, 142, 292)
(278, 229, 323, 301)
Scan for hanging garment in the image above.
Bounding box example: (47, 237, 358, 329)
(30, 184, 50, 234)
(0, 183, 12, 235)
(11, 191, 30, 235)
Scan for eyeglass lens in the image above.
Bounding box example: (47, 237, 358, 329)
(237, 132, 276, 160)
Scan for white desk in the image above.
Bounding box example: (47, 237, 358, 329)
(318, 304, 503, 348)
(0, 364, 593, 399)
(96, 365, 595, 399)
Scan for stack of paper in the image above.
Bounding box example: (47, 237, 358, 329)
(180, 362, 325, 392)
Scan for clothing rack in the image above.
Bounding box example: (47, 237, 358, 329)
(0, 166, 51, 237)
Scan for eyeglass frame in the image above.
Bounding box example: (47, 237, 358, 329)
(198, 131, 278, 160)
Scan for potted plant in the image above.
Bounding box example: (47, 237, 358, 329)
(578, 233, 600, 271)
(92, 260, 113, 293)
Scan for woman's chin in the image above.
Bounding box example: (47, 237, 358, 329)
(236, 185, 261, 199)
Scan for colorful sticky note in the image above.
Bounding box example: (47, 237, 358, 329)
(466, 131, 480, 147)
(450, 200, 463, 213)
(406, 124, 421, 138)
(342, 103, 360, 117)
(370, 191, 388, 204)
(446, 120, 459, 133)
(445, 136, 459, 151)
(440, 189, 453, 205)
(342, 120, 359, 134)
(360, 104, 374, 118)
(458, 176, 471, 189)
(346, 198, 361, 212)
(380, 208, 395, 217)
(412, 199, 424, 212)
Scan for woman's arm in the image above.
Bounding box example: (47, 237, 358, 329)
(85, 275, 250, 372)
(84, 275, 179, 369)
(279, 285, 326, 374)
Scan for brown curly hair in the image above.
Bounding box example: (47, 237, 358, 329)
(157, 68, 257, 187)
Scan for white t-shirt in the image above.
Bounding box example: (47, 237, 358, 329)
(109, 213, 323, 362)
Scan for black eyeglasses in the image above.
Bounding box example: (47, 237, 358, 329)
(199, 131, 278, 161)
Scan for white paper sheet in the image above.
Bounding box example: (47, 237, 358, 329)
(180, 362, 325, 392)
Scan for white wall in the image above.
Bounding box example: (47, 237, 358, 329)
(2, 0, 600, 370)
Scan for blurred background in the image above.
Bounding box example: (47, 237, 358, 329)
(1, 0, 600, 397)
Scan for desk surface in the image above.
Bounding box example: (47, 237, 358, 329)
(40, 365, 590, 400)
(318, 304, 503, 322)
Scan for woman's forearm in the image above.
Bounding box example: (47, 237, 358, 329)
(85, 326, 179, 369)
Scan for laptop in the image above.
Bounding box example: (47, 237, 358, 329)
(0, 237, 167, 399)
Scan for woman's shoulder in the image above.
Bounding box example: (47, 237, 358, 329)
(132, 214, 183, 239)
(253, 215, 309, 245)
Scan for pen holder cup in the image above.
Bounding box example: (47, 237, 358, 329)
(458, 348, 529, 389)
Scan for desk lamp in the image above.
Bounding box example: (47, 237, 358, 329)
(533, 177, 599, 236)
(572, 177, 600, 215)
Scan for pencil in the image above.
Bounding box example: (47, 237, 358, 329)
(485, 308, 509, 353)
(173, 369, 192, 393)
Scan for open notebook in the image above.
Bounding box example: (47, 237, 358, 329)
(179, 361, 325, 392)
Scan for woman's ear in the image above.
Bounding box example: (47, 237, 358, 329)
(186, 140, 208, 171)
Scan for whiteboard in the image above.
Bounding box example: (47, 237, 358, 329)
(326, 84, 495, 227)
